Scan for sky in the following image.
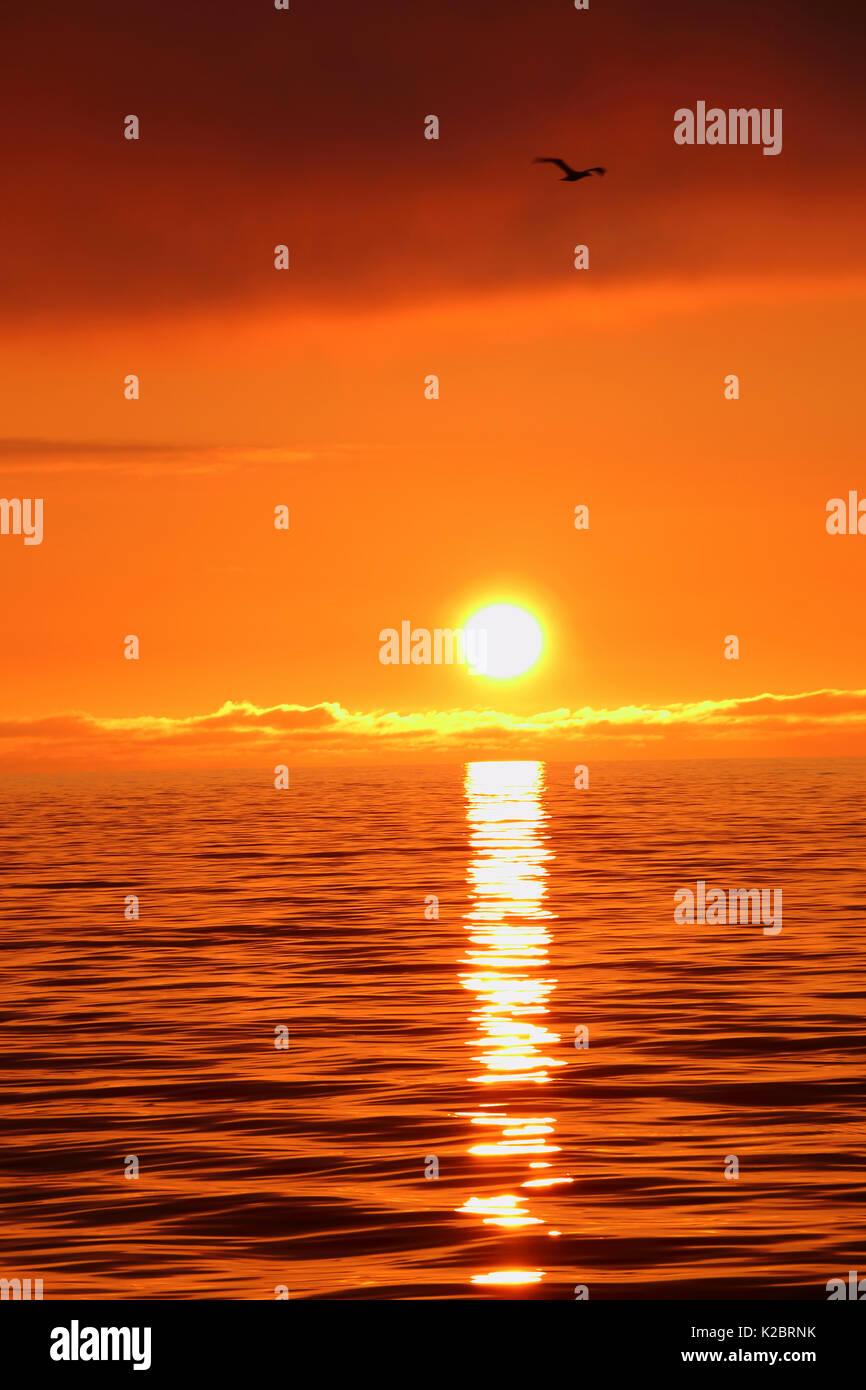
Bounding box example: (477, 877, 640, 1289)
(1, 0, 864, 766)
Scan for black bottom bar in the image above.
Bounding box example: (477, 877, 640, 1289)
(2, 1299, 861, 1377)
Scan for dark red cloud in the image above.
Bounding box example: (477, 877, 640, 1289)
(2, 0, 863, 321)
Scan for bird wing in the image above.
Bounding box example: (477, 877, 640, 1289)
(533, 157, 576, 175)
(586, 166, 606, 176)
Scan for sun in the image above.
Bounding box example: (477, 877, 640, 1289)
(463, 604, 544, 679)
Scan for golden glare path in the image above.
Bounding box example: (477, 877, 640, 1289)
(458, 761, 573, 1290)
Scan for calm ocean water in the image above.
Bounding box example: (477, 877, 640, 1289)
(1, 758, 863, 1300)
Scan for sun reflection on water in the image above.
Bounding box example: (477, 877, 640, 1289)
(457, 760, 571, 1289)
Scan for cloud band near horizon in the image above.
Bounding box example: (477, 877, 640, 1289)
(2, 688, 865, 768)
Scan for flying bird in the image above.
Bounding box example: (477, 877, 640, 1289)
(533, 158, 606, 182)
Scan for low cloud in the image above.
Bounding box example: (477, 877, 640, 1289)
(2, 688, 865, 768)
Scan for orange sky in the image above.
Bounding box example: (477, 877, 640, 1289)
(1, 0, 864, 766)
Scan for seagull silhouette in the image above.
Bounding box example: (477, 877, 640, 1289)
(533, 158, 606, 182)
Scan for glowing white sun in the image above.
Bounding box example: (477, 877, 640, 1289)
(464, 604, 544, 679)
